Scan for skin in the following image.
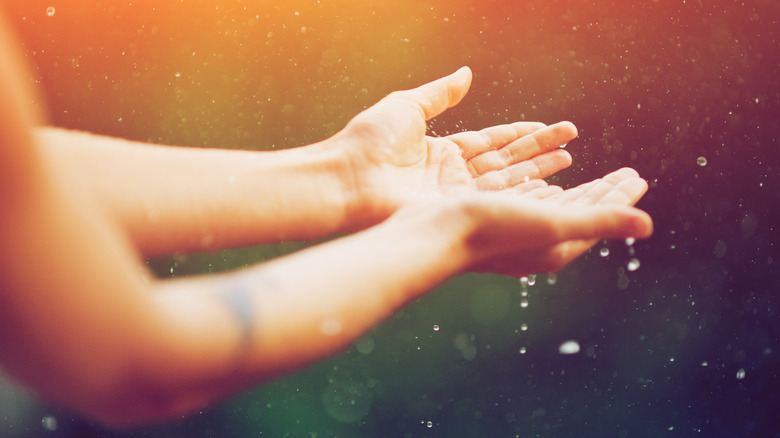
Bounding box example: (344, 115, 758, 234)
(0, 13, 652, 427)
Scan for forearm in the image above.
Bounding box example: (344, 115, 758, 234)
(233, 203, 469, 375)
(36, 127, 359, 255)
(145, 202, 470, 420)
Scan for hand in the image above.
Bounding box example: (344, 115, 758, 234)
(463, 167, 652, 277)
(335, 67, 576, 228)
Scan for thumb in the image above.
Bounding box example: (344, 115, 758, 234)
(389, 66, 472, 120)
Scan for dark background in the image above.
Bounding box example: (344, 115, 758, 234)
(1, 0, 778, 437)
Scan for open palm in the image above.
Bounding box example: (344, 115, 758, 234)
(472, 167, 651, 277)
(336, 67, 577, 225)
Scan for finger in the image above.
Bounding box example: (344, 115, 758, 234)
(549, 167, 638, 205)
(467, 121, 577, 175)
(446, 121, 547, 160)
(469, 196, 652, 249)
(475, 149, 572, 190)
(553, 205, 654, 242)
(597, 177, 649, 206)
(571, 168, 643, 206)
(385, 66, 472, 121)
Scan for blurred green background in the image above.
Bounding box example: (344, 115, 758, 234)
(1, 0, 778, 437)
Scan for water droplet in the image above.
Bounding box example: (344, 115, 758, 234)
(736, 368, 746, 380)
(520, 323, 528, 331)
(519, 346, 527, 354)
(527, 274, 536, 286)
(519, 276, 528, 296)
(558, 340, 581, 355)
(599, 247, 610, 257)
(46, 6, 55, 17)
(432, 325, 440, 332)
(625, 237, 636, 246)
(700, 361, 708, 367)
(627, 258, 641, 271)
(520, 299, 529, 308)
(41, 415, 57, 431)
(426, 421, 433, 428)
(174, 72, 182, 78)
(697, 156, 707, 167)
(546, 273, 557, 285)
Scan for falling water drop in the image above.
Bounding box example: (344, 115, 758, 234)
(697, 156, 707, 167)
(600, 247, 610, 257)
(46, 6, 55, 17)
(627, 258, 641, 271)
(519, 276, 528, 297)
(432, 325, 440, 332)
(558, 340, 581, 355)
(41, 416, 57, 431)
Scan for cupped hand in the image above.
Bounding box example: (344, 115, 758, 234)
(465, 167, 652, 278)
(336, 67, 576, 227)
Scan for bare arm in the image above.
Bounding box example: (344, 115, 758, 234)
(37, 67, 577, 257)
(37, 128, 356, 256)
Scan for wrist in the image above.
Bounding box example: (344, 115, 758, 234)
(303, 136, 364, 233)
(318, 133, 388, 233)
(380, 199, 477, 281)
